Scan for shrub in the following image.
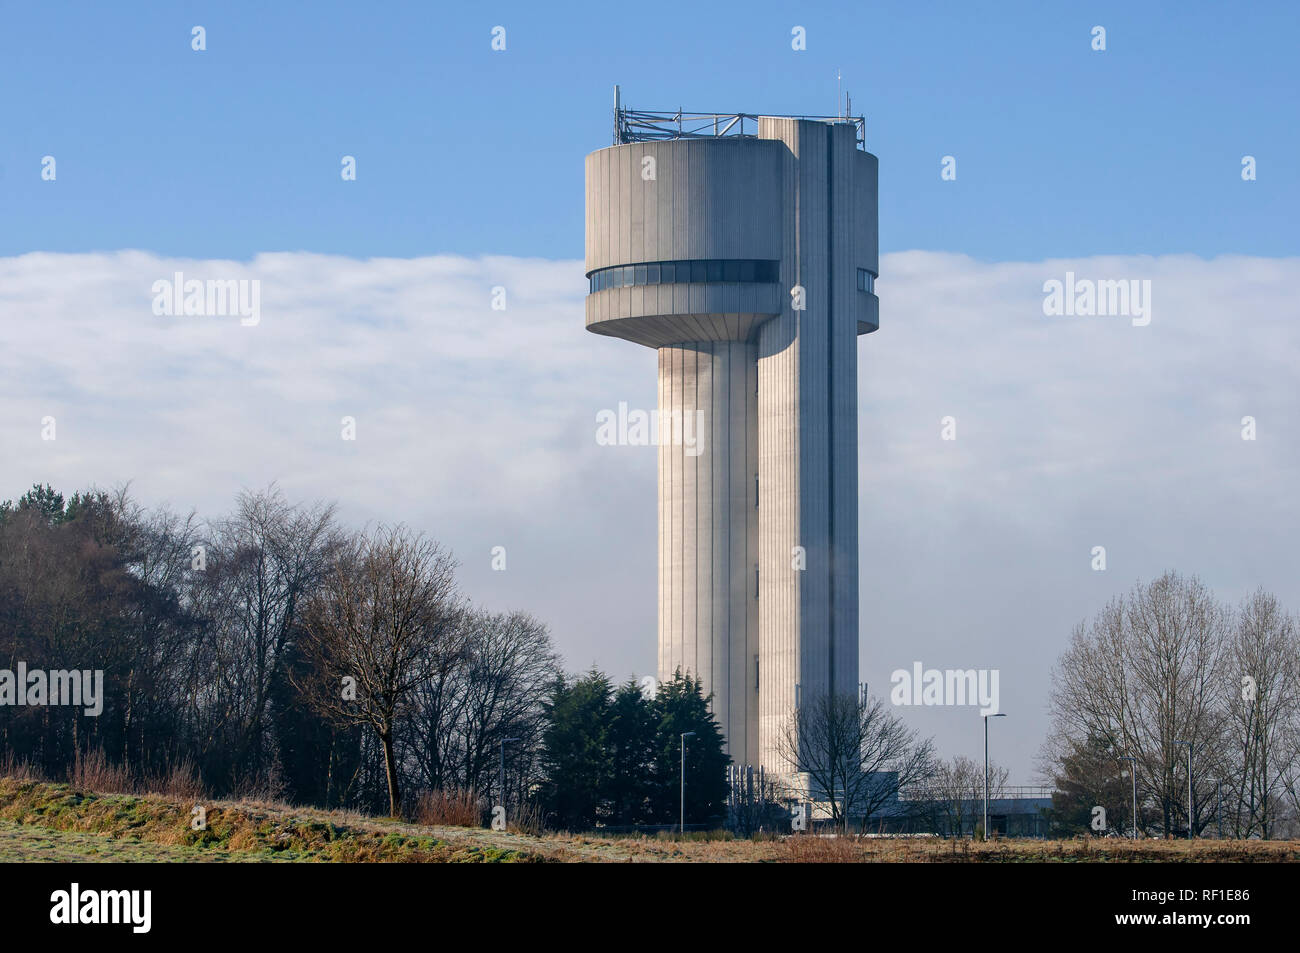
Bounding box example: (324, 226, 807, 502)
(508, 800, 547, 836)
(0, 753, 44, 782)
(146, 759, 207, 801)
(414, 788, 481, 827)
(68, 749, 133, 794)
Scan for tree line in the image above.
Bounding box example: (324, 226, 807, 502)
(7, 483, 1293, 837)
(0, 483, 730, 826)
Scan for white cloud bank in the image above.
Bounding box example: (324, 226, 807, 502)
(2, 249, 1297, 779)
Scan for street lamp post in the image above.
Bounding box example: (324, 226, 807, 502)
(1175, 741, 1193, 839)
(499, 736, 519, 813)
(983, 713, 1006, 841)
(680, 731, 696, 835)
(1211, 774, 1222, 837)
(1118, 756, 1139, 839)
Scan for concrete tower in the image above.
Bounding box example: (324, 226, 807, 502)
(584, 95, 879, 773)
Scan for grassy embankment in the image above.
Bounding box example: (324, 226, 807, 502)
(2, 777, 1298, 863)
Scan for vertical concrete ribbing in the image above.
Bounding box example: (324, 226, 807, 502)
(658, 342, 756, 760)
(757, 118, 799, 772)
(831, 125, 861, 696)
(755, 119, 863, 773)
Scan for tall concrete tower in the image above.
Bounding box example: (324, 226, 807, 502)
(584, 94, 879, 773)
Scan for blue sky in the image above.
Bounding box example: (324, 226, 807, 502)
(3, 0, 1296, 261)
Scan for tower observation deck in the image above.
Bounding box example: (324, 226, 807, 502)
(585, 90, 879, 773)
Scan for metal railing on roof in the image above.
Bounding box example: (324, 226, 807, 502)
(896, 785, 1056, 802)
(613, 94, 866, 150)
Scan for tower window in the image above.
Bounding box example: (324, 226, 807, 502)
(856, 268, 876, 293)
(585, 259, 781, 294)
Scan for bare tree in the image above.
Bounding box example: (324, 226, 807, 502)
(0, 483, 570, 816)
(774, 691, 934, 832)
(917, 755, 1009, 837)
(404, 609, 559, 804)
(1221, 589, 1300, 838)
(727, 765, 796, 836)
(198, 486, 339, 789)
(454, 610, 556, 802)
(1047, 571, 1230, 836)
(295, 526, 464, 816)
(1278, 716, 1300, 838)
(402, 615, 474, 795)
(109, 490, 203, 772)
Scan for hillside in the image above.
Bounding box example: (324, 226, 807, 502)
(2, 778, 1298, 863)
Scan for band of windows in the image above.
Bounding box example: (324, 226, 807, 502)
(857, 268, 876, 293)
(588, 259, 780, 294)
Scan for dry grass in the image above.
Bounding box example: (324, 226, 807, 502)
(5, 774, 1297, 863)
(413, 788, 481, 827)
(785, 835, 873, 863)
(781, 833, 1300, 863)
(68, 749, 133, 794)
(518, 830, 1300, 863)
(142, 759, 208, 801)
(507, 800, 547, 837)
(0, 754, 43, 782)
(65, 751, 209, 802)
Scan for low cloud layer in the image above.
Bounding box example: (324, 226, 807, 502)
(2, 249, 1296, 780)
